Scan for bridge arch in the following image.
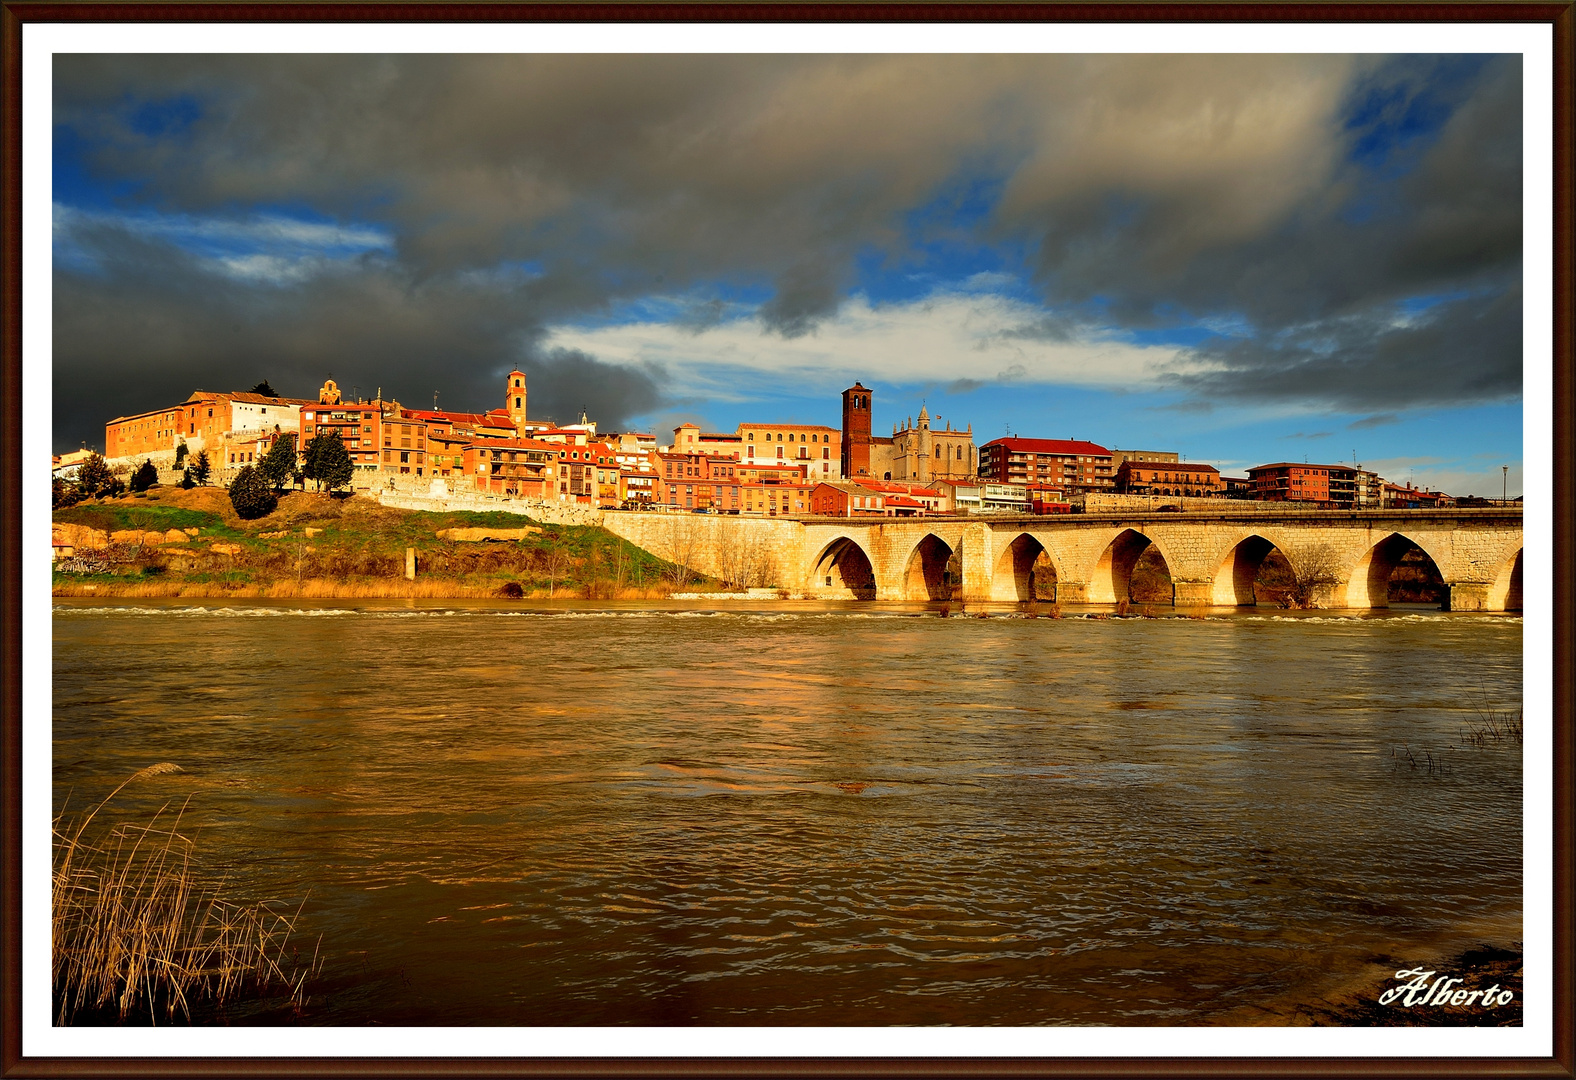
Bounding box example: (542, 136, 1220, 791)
(901, 532, 959, 601)
(809, 535, 877, 600)
(1487, 548, 1523, 611)
(991, 532, 1062, 602)
(1209, 533, 1293, 606)
(1088, 529, 1173, 605)
(1344, 532, 1447, 609)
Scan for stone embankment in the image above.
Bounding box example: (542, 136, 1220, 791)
(370, 478, 605, 527)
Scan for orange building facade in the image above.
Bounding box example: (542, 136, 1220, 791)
(738, 423, 841, 481)
(653, 451, 742, 512)
(1116, 461, 1224, 497)
(462, 438, 561, 497)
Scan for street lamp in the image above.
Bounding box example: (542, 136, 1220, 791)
(1503, 465, 1508, 505)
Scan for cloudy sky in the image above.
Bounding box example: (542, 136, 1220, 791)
(53, 53, 1524, 495)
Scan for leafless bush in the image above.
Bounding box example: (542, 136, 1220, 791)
(1287, 544, 1345, 609)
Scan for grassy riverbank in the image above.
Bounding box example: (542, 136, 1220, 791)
(53, 487, 698, 599)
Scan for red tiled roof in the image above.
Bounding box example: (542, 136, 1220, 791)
(404, 409, 499, 425)
(1248, 462, 1352, 473)
(228, 392, 316, 406)
(1122, 461, 1220, 474)
(860, 480, 941, 496)
(981, 437, 1112, 456)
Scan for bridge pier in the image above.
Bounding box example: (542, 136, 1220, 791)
(1446, 581, 1493, 612)
(1055, 581, 1090, 604)
(959, 525, 992, 603)
(1172, 580, 1213, 607)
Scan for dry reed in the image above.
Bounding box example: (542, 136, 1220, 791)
(53, 764, 322, 1024)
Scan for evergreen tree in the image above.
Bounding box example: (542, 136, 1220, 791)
(180, 468, 195, 490)
(129, 459, 159, 493)
(174, 442, 189, 469)
(73, 453, 114, 499)
(53, 475, 81, 509)
(260, 432, 298, 491)
(248, 380, 279, 398)
(228, 465, 277, 519)
(192, 451, 212, 487)
(303, 432, 354, 492)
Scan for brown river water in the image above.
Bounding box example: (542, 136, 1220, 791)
(51, 599, 1523, 1026)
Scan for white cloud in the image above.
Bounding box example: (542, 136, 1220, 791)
(52, 203, 391, 252)
(543, 292, 1197, 402)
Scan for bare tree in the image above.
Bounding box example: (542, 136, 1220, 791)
(739, 528, 774, 590)
(1290, 543, 1346, 609)
(613, 540, 628, 595)
(714, 520, 745, 590)
(544, 533, 568, 598)
(660, 516, 700, 589)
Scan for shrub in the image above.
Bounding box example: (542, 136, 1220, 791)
(228, 465, 278, 520)
(129, 459, 159, 493)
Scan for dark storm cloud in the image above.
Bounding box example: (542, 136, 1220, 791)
(1170, 285, 1521, 412)
(992, 55, 1522, 406)
(525, 349, 667, 428)
(52, 219, 664, 449)
(52, 53, 1523, 450)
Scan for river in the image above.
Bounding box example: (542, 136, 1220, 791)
(51, 599, 1523, 1026)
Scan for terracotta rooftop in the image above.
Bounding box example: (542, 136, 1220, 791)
(982, 437, 1112, 456)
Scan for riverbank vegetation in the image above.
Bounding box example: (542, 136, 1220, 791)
(53, 487, 693, 599)
(53, 765, 321, 1024)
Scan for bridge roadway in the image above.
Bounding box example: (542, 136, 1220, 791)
(599, 507, 1524, 611)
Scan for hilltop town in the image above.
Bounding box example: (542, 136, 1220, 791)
(58, 371, 1489, 518)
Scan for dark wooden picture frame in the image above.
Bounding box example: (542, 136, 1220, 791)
(3, 5, 1571, 1076)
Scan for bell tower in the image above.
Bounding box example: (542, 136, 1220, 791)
(506, 369, 528, 435)
(841, 382, 872, 477)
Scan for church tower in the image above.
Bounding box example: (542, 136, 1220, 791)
(506, 369, 528, 435)
(318, 378, 342, 406)
(915, 404, 932, 483)
(841, 382, 872, 477)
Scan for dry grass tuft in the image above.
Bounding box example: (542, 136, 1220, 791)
(53, 766, 321, 1024)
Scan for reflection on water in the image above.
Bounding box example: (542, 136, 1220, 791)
(52, 599, 1522, 1026)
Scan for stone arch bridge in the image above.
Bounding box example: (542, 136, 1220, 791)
(600, 508, 1523, 611)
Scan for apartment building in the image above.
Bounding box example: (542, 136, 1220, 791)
(737, 423, 842, 481)
(1116, 460, 1223, 497)
(979, 438, 1114, 492)
(462, 437, 562, 498)
(653, 451, 743, 512)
